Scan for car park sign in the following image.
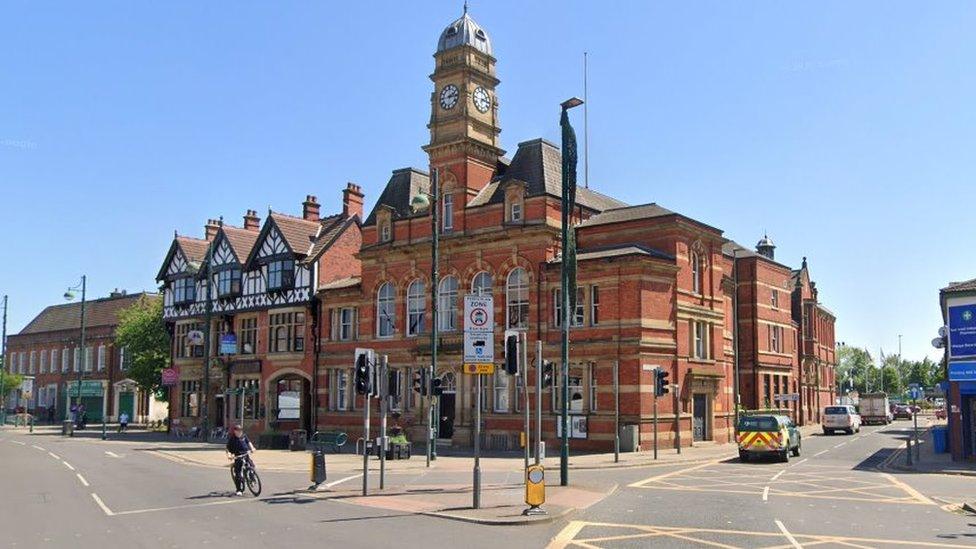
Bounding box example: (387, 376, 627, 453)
(464, 294, 494, 369)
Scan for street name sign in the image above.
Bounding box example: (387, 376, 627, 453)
(773, 393, 799, 402)
(463, 294, 494, 369)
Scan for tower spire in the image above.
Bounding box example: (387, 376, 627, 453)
(463, 0, 468, 15)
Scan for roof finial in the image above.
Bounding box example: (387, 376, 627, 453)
(463, 0, 468, 15)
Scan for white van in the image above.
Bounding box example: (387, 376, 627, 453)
(823, 405, 861, 435)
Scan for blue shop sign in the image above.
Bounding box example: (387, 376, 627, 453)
(948, 361, 976, 382)
(220, 333, 238, 355)
(948, 303, 976, 359)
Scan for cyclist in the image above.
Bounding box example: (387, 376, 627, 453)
(226, 424, 256, 496)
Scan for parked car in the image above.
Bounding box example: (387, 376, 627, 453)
(823, 405, 861, 435)
(737, 415, 801, 463)
(892, 404, 913, 420)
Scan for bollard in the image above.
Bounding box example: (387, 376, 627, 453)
(906, 438, 913, 466)
(29, 414, 34, 433)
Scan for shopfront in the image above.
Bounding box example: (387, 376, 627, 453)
(64, 380, 105, 422)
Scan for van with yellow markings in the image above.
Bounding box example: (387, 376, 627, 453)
(737, 414, 801, 463)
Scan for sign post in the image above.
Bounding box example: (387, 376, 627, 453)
(464, 294, 494, 510)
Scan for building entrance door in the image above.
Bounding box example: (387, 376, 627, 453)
(693, 394, 708, 442)
(119, 392, 135, 420)
(438, 393, 455, 439)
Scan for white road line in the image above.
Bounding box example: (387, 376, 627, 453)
(762, 486, 770, 501)
(105, 451, 121, 458)
(814, 450, 828, 457)
(770, 470, 785, 482)
(48, 451, 61, 460)
(91, 493, 114, 516)
(11, 440, 25, 445)
(775, 519, 802, 548)
(324, 473, 363, 488)
(834, 442, 847, 448)
(790, 458, 808, 467)
(76, 473, 90, 487)
(63, 461, 75, 471)
(31, 444, 45, 451)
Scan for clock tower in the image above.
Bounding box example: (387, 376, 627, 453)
(424, 7, 503, 193)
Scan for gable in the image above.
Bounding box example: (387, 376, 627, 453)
(211, 235, 238, 267)
(254, 222, 292, 263)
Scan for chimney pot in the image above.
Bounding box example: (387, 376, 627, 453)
(204, 218, 220, 240)
(302, 195, 321, 222)
(243, 209, 261, 231)
(343, 182, 365, 219)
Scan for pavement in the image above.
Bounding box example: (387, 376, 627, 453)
(4, 421, 976, 548)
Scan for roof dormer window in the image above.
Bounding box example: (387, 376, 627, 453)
(475, 29, 486, 40)
(380, 222, 391, 243)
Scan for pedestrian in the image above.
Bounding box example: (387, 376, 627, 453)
(118, 411, 129, 433)
(79, 410, 88, 430)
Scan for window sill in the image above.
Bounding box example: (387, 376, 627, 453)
(688, 358, 716, 365)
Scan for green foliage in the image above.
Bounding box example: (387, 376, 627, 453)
(838, 345, 945, 399)
(0, 369, 24, 404)
(114, 297, 170, 400)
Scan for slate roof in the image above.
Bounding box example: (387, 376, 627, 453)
(17, 293, 159, 335)
(556, 243, 675, 263)
(469, 139, 627, 212)
(942, 277, 976, 293)
(722, 241, 758, 259)
(576, 203, 676, 228)
(363, 168, 430, 226)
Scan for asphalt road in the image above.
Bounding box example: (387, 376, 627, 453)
(1, 423, 975, 548)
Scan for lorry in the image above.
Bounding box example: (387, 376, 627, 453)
(858, 392, 892, 425)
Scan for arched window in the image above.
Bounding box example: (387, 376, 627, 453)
(406, 280, 426, 336)
(376, 282, 396, 337)
(471, 271, 492, 296)
(691, 252, 702, 294)
(438, 276, 459, 331)
(506, 267, 529, 329)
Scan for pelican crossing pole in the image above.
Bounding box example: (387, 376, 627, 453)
(464, 294, 494, 510)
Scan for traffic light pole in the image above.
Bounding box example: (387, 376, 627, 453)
(535, 340, 543, 466)
(653, 390, 659, 460)
(361, 382, 371, 496)
(522, 333, 530, 472)
(379, 355, 388, 490)
(674, 384, 681, 454)
(424, 366, 431, 468)
(613, 361, 619, 463)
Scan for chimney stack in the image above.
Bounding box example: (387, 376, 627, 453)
(204, 218, 220, 241)
(302, 195, 320, 222)
(342, 183, 365, 218)
(243, 209, 261, 231)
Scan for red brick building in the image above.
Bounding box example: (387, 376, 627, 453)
(3, 291, 163, 423)
(157, 186, 363, 438)
(792, 257, 837, 424)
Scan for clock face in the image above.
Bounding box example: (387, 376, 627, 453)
(473, 86, 491, 113)
(439, 84, 459, 110)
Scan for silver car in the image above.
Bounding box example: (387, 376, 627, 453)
(823, 405, 861, 435)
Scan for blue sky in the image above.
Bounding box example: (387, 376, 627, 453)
(1, 1, 973, 362)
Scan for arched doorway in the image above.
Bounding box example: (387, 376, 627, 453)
(268, 372, 312, 434)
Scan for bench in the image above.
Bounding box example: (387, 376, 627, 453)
(309, 431, 348, 453)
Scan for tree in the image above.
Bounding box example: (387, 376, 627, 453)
(115, 297, 170, 400)
(837, 346, 874, 394)
(0, 366, 24, 411)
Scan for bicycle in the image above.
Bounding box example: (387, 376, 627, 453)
(229, 451, 262, 496)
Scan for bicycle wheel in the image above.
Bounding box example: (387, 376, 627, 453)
(246, 468, 262, 497)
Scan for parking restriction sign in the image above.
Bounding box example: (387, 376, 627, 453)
(464, 295, 494, 368)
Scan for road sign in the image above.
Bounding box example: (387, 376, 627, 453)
(463, 364, 495, 375)
(947, 299, 976, 359)
(525, 464, 545, 507)
(161, 368, 179, 386)
(773, 393, 799, 402)
(932, 337, 945, 349)
(909, 387, 924, 400)
(464, 294, 494, 367)
(220, 333, 237, 355)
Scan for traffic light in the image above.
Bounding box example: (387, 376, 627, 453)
(541, 360, 555, 388)
(655, 369, 670, 397)
(431, 376, 443, 397)
(355, 353, 372, 395)
(505, 334, 519, 375)
(412, 369, 428, 396)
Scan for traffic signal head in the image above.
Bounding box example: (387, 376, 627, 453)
(355, 353, 372, 395)
(542, 361, 555, 388)
(413, 368, 429, 396)
(655, 369, 670, 397)
(431, 377, 443, 397)
(505, 334, 519, 375)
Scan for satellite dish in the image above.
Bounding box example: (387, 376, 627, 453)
(932, 337, 945, 349)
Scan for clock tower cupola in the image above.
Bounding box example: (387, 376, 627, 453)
(424, 6, 503, 193)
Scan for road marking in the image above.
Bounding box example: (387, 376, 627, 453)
(324, 473, 362, 488)
(762, 486, 770, 501)
(881, 472, 935, 505)
(11, 440, 25, 445)
(63, 461, 75, 471)
(76, 473, 90, 487)
(814, 450, 828, 457)
(112, 497, 259, 516)
(105, 451, 121, 458)
(48, 451, 61, 460)
(91, 493, 114, 516)
(775, 519, 802, 549)
(770, 470, 785, 482)
(628, 460, 721, 488)
(547, 520, 588, 549)
(834, 442, 846, 448)
(31, 444, 45, 451)
(791, 458, 808, 467)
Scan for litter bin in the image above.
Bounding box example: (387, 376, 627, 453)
(61, 420, 74, 437)
(289, 429, 308, 451)
(309, 450, 327, 488)
(931, 426, 948, 454)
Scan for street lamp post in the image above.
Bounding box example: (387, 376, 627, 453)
(64, 276, 87, 437)
(410, 168, 440, 464)
(1, 295, 7, 426)
(559, 96, 583, 487)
